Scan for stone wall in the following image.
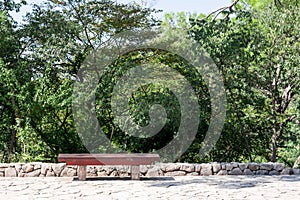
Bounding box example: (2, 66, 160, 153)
(0, 162, 299, 178)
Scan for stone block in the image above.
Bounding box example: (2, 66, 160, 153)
(243, 169, 254, 175)
(46, 170, 55, 177)
(211, 163, 221, 174)
(41, 164, 50, 175)
(22, 164, 34, 173)
(194, 164, 201, 172)
(25, 169, 41, 177)
(200, 164, 212, 176)
(225, 163, 234, 171)
(52, 163, 66, 176)
(229, 168, 243, 175)
(256, 170, 268, 175)
(186, 172, 199, 176)
(217, 170, 228, 175)
(180, 164, 195, 173)
(249, 163, 259, 171)
(139, 165, 149, 174)
(15, 164, 22, 172)
(238, 163, 248, 171)
(269, 170, 280, 175)
(146, 166, 162, 177)
(165, 171, 186, 176)
(274, 163, 285, 172)
(97, 171, 108, 176)
(292, 168, 300, 175)
(164, 164, 181, 172)
(5, 167, 17, 177)
(281, 168, 293, 175)
(67, 168, 76, 177)
(260, 162, 274, 171)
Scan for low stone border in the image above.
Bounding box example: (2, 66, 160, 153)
(0, 162, 299, 178)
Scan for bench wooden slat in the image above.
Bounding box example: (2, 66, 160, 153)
(58, 153, 160, 165)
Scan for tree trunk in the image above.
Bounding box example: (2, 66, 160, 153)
(271, 132, 277, 162)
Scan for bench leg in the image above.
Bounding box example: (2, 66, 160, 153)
(131, 165, 140, 180)
(78, 166, 87, 181)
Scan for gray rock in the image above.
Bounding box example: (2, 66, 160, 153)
(229, 168, 243, 175)
(249, 163, 259, 171)
(41, 164, 50, 175)
(238, 163, 248, 171)
(194, 164, 201, 172)
(180, 164, 195, 173)
(0, 167, 5, 172)
(243, 169, 254, 175)
(46, 170, 55, 177)
(18, 172, 25, 177)
(260, 162, 274, 171)
(139, 165, 148, 174)
(200, 164, 212, 176)
(22, 164, 34, 173)
(274, 163, 285, 171)
(15, 164, 22, 172)
(281, 168, 293, 175)
(165, 171, 186, 176)
(221, 163, 226, 170)
(110, 171, 119, 176)
(5, 167, 17, 177)
(0, 172, 4, 177)
(34, 163, 41, 170)
(269, 170, 280, 175)
(97, 171, 108, 176)
(211, 163, 221, 173)
(164, 164, 181, 172)
(25, 169, 41, 177)
(217, 170, 228, 175)
(52, 163, 66, 176)
(186, 172, 199, 176)
(292, 168, 300, 175)
(225, 164, 234, 171)
(256, 170, 268, 175)
(146, 166, 162, 177)
(67, 168, 76, 177)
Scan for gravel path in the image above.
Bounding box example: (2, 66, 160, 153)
(1, 175, 300, 200)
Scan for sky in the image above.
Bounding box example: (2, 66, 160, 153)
(11, 0, 232, 22)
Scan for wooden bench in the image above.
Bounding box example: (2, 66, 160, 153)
(58, 153, 160, 180)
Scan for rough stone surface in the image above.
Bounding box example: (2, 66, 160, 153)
(22, 164, 34, 173)
(229, 168, 243, 175)
(146, 166, 161, 177)
(165, 171, 186, 176)
(217, 170, 228, 175)
(256, 170, 268, 175)
(274, 163, 285, 171)
(260, 162, 274, 171)
(243, 169, 254, 175)
(249, 163, 260, 171)
(239, 163, 248, 171)
(52, 163, 66, 176)
(269, 170, 280, 175)
(211, 163, 221, 173)
(281, 168, 293, 175)
(5, 167, 17, 177)
(200, 164, 212, 176)
(0, 162, 294, 178)
(180, 164, 195, 173)
(25, 169, 41, 177)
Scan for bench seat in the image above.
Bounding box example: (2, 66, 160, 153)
(58, 153, 160, 180)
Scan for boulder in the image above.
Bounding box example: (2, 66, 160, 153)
(5, 167, 17, 177)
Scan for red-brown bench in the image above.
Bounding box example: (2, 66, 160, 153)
(58, 153, 160, 180)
